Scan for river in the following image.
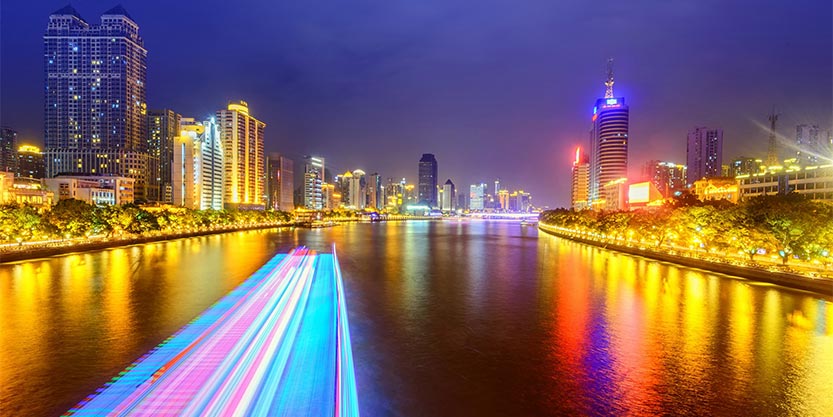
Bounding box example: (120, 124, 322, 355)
(0, 220, 831, 416)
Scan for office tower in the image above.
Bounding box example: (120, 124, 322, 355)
(322, 183, 335, 210)
(0, 127, 17, 173)
(348, 170, 366, 210)
(367, 173, 382, 210)
(147, 109, 181, 203)
(216, 100, 265, 209)
(267, 153, 294, 211)
(571, 146, 590, 209)
(497, 189, 509, 211)
(17, 145, 46, 179)
(686, 127, 723, 186)
(469, 183, 486, 210)
(172, 128, 196, 208)
(418, 153, 438, 207)
(441, 179, 456, 211)
(303, 156, 325, 210)
(765, 111, 779, 167)
(641, 160, 686, 198)
(494, 179, 500, 196)
(384, 177, 403, 211)
(796, 124, 821, 165)
(44, 6, 149, 199)
(589, 59, 629, 204)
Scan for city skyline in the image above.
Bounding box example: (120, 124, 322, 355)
(1, 1, 831, 207)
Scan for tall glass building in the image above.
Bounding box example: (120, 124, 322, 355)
(418, 153, 438, 207)
(216, 101, 265, 209)
(43, 5, 149, 199)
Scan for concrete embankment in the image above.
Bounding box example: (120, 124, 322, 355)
(538, 224, 833, 297)
(0, 223, 290, 264)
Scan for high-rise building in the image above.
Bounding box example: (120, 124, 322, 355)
(44, 6, 149, 200)
(441, 179, 456, 211)
(266, 153, 294, 211)
(686, 127, 723, 186)
(368, 172, 382, 210)
(418, 153, 438, 207)
(494, 179, 500, 196)
(469, 183, 486, 210)
(216, 100, 265, 209)
(348, 170, 366, 210)
(457, 192, 469, 211)
(303, 156, 325, 210)
(589, 60, 629, 204)
(172, 118, 224, 210)
(796, 124, 822, 165)
(571, 146, 590, 209)
(641, 160, 686, 197)
(147, 109, 181, 203)
(729, 157, 763, 177)
(17, 145, 46, 179)
(0, 127, 17, 174)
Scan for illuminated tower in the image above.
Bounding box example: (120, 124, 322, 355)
(267, 153, 294, 211)
(216, 100, 265, 209)
(303, 156, 325, 210)
(44, 5, 149, 199)
(17, 145, 46, 179)
(147, 109, 181, 202)
(418, 153, 438, 207)
(589, 59, 629, 205)
(570, 147, 590, 209)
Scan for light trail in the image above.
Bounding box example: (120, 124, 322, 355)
(64, 247, 359, 417)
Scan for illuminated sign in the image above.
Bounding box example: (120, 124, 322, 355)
(593, 106, 597, 115)
(606, 98, 618, 105)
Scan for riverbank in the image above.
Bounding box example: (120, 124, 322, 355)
(538, 222, 833, 296)
(0, 223, 291, 264)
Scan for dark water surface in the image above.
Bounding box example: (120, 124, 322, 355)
(1, 221, 831, 416)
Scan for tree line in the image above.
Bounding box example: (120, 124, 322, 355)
(0, 199, 293, 244)
(539, 194, 833, 266)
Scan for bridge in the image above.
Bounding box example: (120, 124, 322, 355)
(64, 247, 359, 417)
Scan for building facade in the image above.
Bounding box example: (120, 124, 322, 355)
(44, 5, 149, 200)
(147, 109, 180, 203)
(571, 146, 590, 209)
(469, 183, 486, 211)
(172, 118, 224, 210)
(266, 153, 294, 211)
(418, 153, 438, 208)
(17, 145, 46, 179)
(738, 165, 833, 201)
(0, 127, 17, 174)
(216, 101, 265, 209)
(303, 156, 325, 210)
(686, 127, 723, 186)
(441, 179, 456, 211)
(641, 160, 686, 198)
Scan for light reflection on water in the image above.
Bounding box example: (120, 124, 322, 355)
(0, 222, 830, 416)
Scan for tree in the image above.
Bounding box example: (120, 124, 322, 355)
(47, 199, 95, 238)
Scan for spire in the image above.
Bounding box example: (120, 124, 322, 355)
(765, 108, 780, 167)
(604, 58, 615, 99)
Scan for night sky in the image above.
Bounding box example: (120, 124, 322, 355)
(1, 0, 831, 207)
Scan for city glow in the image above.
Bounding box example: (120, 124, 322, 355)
(63, 247, 359, 417)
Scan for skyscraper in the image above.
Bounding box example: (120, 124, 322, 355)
(441, 179, 456, 211)
(216, 100, 265, 209)
(303, 156, 325, 210)
(686, 127, 723, 186)
(589, 60, 629, 204)
(44, 5, 149, 199)
(368, 172, 382, 210)
(571, 146, 590, 209)
(418, 153, 438, 207)
(267, 153, 294, 211)
(0, 127, 17, 174)
(349, 169, 366, 210)
(147, 109, 181, 203)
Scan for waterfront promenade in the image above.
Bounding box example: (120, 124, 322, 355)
(63, 246, 359, 417)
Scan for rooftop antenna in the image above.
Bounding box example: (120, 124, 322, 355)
(765, 108, 780, 166)
(604, 58, 615, 99)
